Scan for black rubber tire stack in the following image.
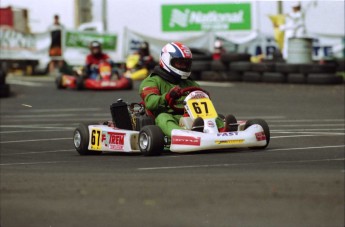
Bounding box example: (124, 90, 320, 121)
(190, 48, 213, 80)
(300, 64, 342, 85)
(0, 68, 10, 98)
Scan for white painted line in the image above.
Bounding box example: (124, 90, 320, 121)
(270, 124, 344, 127)
(0, 123, 77, 128)
(0, 161, 77, 166)
(272, 128, 345, 132)
(14, 108, 103, 113)
(196, 81, 234, 87)
(2, 118, 104, 122)
(271, 131, 345, 136)
(1, 149, 75, 156)
(267, 145, 345, 152)
(21, 104, 32, 108)
(138, 157, 345, 171)
(268, 119, 344, 123)
(237, 116, 286, 120)
(271, 135, 320, 139)
(0, 137, 70, 144)
(163, 145, 345, 158)
(0, 129, 73, 134)
(2, 113, 109, 119)
(7, 80, 44, 87)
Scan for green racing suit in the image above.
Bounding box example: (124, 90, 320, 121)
(139, 66, 223, 137)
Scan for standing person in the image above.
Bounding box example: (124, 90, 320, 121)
(278, 1, 316, 59)
(48, 15, 64, 74)
(139, 42, 235, 137)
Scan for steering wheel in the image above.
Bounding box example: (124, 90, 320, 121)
(168, 86, 208, 113)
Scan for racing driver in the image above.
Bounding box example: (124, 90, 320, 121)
(139, 42, 235, 137)
(85, 41, 116, 79)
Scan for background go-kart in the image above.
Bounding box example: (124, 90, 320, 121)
(1, 78, 344, 227)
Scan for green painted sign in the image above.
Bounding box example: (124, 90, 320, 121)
(65, 31, 117, 50)
(162, 3, 251, 32)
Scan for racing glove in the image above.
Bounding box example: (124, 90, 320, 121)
(165, 86, 182, 106)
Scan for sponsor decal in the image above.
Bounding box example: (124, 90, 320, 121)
(255, 132, 266, 141)
(101, 81, 117, 87)
(107, 132, 125, 150)
(216, 132, 239, 136)
(172, 135, 201, 146)
(207, 120, 215, 128)
(215, 139, 244, 145)
(189, 91, 208, 99)
(162, 3, 251, 32)
(90, 129, 102, 150)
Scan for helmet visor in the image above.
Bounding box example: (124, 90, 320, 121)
(171, 58, 192, 72)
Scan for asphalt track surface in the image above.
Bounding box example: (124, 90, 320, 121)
(1, 76, 344, 227)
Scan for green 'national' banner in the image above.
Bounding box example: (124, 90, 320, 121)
(65, 31, 117, 50)
(162, 3, 251, 32)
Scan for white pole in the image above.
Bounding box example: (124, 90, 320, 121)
(102, 0, 107, 32)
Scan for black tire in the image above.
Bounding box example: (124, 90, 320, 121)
(244, 119, 270, 149)
(226, 71, 242, 81)
(307, 73, 343, 85)
(191, 61, 211, 72)
(74, 123, 102, 155)
(76, 76, 84, 90)
(211, 60, 228, 71)
(251, 62, 276, 72)
(190, 71, 202, 80)
(0, 69, 6, 85)
(0, 84, 10, 98)
(139, 125, 165, 156)
(220, 53, 251, 63)
(126, 78, 133, 90)
(230, 62, 252, 72)
(190, 48, 213, 61)
(287, 73, 307, 84)
(275, 63, 300, 73)
(55, 75, 65, 89)
(262, 72, 286, 83)
(336, 59, 345, 72)
(299, 64, 337, 74)
(242, 72, 261, 82)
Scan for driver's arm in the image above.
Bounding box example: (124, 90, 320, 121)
(139, 78, 167, 111)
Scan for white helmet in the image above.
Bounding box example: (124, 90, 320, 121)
(159, 42, 193, 80)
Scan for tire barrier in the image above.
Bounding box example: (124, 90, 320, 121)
(199, 59, 343, 85)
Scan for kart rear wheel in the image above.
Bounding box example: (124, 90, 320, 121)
(139, 125, 165, 156)
(245, 119, 270, 149)
(55, 75, 65, 89)
(74, 123, 101, 155)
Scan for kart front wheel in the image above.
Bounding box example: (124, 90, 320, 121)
(74, 123, 101, 155)
(139, 125, 165, 156)
(76, 77, 84, 90)
(245, 119, 270, 149)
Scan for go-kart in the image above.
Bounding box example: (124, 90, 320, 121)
(56, 62, 133, 90)
(73, 87, 270, 156)
(123, 54, 151, 80)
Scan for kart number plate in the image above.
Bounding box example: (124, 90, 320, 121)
(90, 129, 102, 150)
(186, 98, 217, 119)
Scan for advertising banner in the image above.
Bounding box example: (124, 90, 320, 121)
(65, 31, 117, 50)
(0, 27, 118, 67)
(124, 28, 214, 60)
(162, 3, 252, 32)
